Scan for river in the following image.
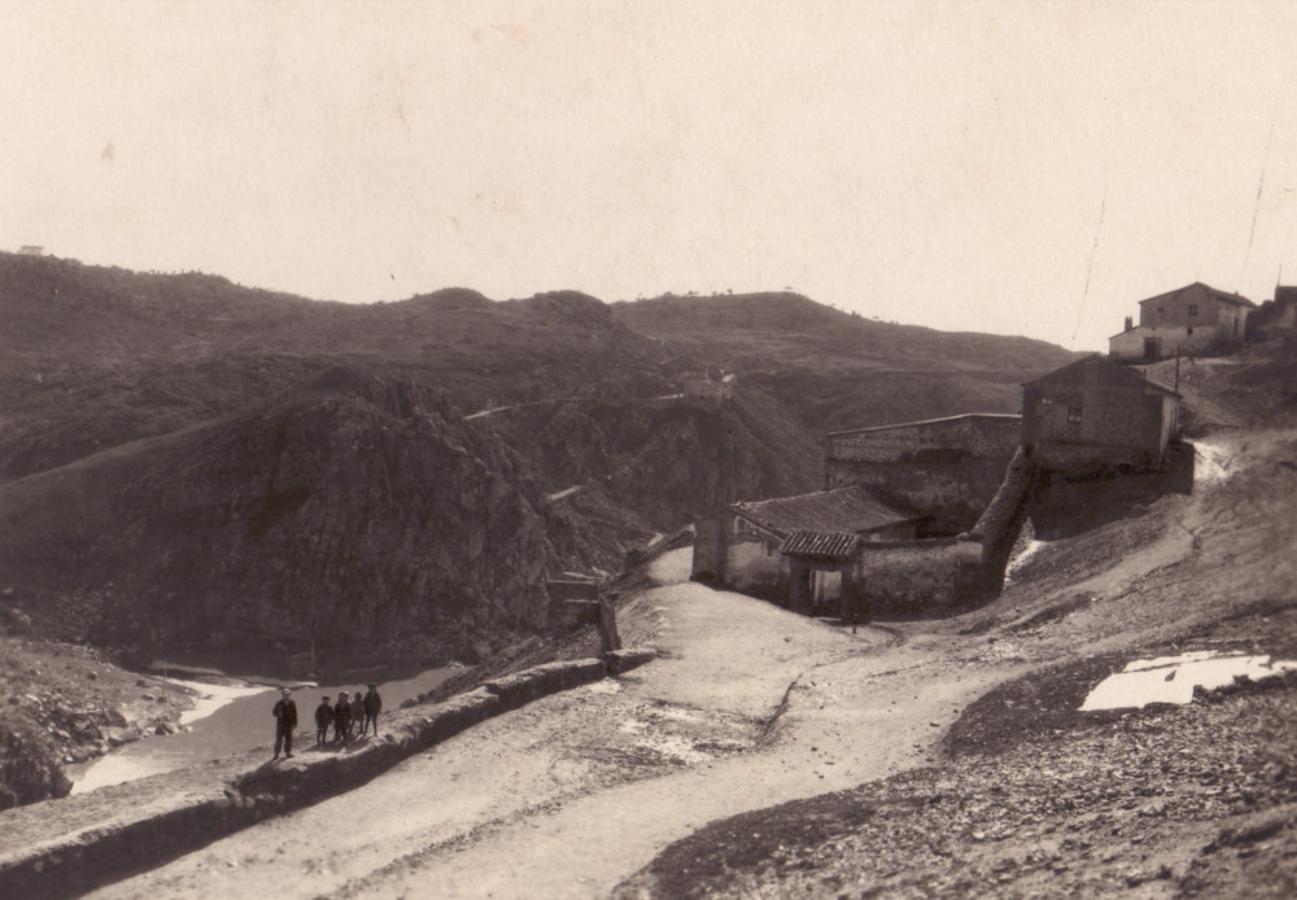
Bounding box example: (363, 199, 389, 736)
(69, 666, 457, 794)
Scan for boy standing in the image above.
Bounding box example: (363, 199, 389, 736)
(315, 695, 333, 745)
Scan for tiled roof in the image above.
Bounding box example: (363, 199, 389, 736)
(1136, 282, 1256, 309)
(780, 530, 862, 561)
(1024, 354, 1181, 397)
(732, 486, 913, 538)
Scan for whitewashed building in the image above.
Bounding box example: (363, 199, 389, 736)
(1109, 282, 1254, 362)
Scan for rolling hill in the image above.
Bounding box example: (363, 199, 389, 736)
(0, 254, 1078, 672)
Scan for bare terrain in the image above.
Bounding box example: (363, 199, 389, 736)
(59, 338, 1297, 898)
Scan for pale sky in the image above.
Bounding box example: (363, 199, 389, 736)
(3, 0, 1295, 351)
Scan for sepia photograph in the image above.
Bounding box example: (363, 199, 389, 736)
(1, 1, 1296, 897)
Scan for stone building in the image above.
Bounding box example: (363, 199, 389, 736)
(1109, 282, 1254, 361)
(1248, 286, 1297, 338)
(690, 486, 921, 613)
(823, 413, 1021, 534)
(1022, 355, 1180, 473)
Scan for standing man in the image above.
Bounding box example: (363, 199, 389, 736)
(333, 691, 352, 744)
(362, 683, 383, 736)
(315, 695, 334, 745)
(350, 691, 365, 739)
(272, 687, 298, 760)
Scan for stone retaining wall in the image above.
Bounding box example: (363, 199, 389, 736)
(0, 651, 658, 900)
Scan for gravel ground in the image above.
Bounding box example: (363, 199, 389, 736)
(617, 666, 1297, 898)
(616, 427, 1297, 899)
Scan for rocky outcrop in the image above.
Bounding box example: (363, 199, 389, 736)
(0, 368, 559, 672)
(0, 712, 71, 810)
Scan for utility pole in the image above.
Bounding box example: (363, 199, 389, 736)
(1174, 346, 1181, 395)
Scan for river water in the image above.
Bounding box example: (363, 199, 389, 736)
(70, 666, 456, 794)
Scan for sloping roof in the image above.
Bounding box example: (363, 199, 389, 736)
(732, 486, 914, 538)
(779, 530, 862, 561)
(1023, 354, 1181, 398)
(824, 412, 1021, 439)
(1137, 282, 1256, 309)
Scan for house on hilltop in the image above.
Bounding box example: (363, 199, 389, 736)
(1109, 282, 1254, 362)
(17, 245, 44, 256)
(1022, 355, 1180, 473)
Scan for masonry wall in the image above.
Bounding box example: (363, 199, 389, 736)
(725, 529, 791, 604)
(1023, 382, 1169, 471)
(691, 513, 792, 602)
(850, 537, 983, 617)
(823, 416, 1021, 533)
(690, 515, 728, 583)
(1111, 286, 1249, 360)
(1029, 441, 1195, 539)
(970, 446, 1038, 593)
(1109, 324, 1236, 361)
(1139, 285, 1248, 335)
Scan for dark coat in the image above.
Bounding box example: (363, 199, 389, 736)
(350, 696, 364, 721)
(363, 689, 383, 716)
(273, 698, 298, 731)
(333, 699, 351, 726)
(315, 702, 333, 727)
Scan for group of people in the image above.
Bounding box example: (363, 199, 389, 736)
(315, 687, 383, 745)
(270, 683, 384, 760)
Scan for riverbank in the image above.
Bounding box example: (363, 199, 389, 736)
(61, 423, 1297, 899)
(0, 649, 657, 898)
(0, 638, 195, 807)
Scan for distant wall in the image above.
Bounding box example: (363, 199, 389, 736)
(1029, 441, 1194, 539)
(824, 456, 1012, 534)
(825, 415, 1021, 463)
(1139, 285, 1249, 337)
(1109, 324, 1239, 361)
(1023, 381, 1172, 472)
(823, 415, 1021, 533)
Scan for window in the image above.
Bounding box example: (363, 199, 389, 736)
(1188, 303, 1199, 318)
(1067, 406, 1083, 424)
(1187, 326, 1194, 335)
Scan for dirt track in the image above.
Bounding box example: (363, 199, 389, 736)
(81, 548, 1010, 899)
(618, 425, 1297, 897)
(81, 413, 1297, 898)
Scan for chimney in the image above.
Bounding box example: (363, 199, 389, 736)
(1124, 316, 1133, 332)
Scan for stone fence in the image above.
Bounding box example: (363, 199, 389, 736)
(0, 649, 658, 900)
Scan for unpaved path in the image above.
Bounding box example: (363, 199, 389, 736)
(87, 550, 1019, 899)
(86, 432, 1297, 899)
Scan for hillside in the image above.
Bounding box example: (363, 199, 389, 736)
(0, 254, 1079, 678)
(612, 292, 1080, 429)
(0, 367, 556, 671)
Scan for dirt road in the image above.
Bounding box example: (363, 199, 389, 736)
(86, 549, 1015, 899)
(89, 427, 1297, 899)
